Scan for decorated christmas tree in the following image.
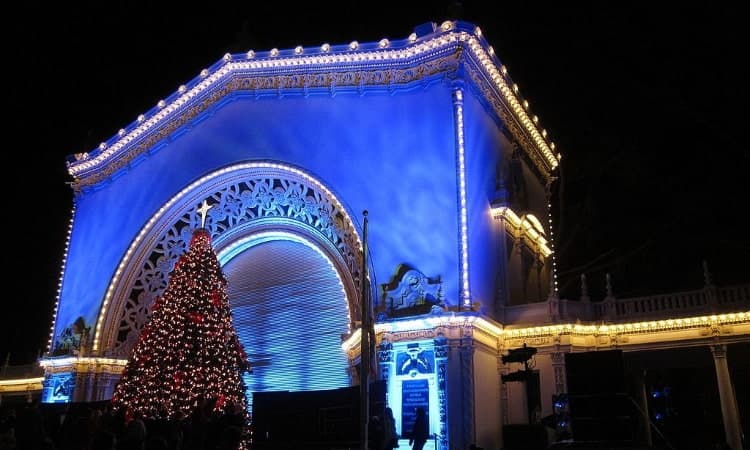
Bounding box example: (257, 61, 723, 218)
(112, 203, 250, 424)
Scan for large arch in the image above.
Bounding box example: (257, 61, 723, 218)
(94, 161, 365, 361)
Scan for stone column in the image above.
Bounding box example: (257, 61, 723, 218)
(633, 368, 652, 447)
(710, 345, 742, 450)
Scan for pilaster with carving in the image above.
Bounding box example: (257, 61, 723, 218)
(458, 326, 475, 447)
(434, 334, 449, 450)
(378, 337, 394, 394)
(550, 351, 566, 395)
(95, 372, 118, 402)
(73, 372, 89, 402)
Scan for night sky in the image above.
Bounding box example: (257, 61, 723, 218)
(2, 2, 747, 365)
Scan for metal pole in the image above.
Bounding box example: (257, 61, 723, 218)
(359, 210, 370, 450)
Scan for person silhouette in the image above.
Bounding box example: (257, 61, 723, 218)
(382, 407, 398, 450)
(408, 407, 428, 450)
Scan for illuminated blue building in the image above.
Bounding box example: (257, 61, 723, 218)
(37, 19, 583, 450)
(23, 18, 750, 450)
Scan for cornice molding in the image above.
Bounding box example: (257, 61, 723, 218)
(67, 24, 559, 190)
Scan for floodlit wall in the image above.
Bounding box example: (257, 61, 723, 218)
(53, 82, 461, 349)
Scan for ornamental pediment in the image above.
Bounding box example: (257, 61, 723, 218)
(378, 264, 445, 319)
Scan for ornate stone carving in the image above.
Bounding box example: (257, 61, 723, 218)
(378, 264, 445, 318)
(508, 337, 550, 347)
(377, 339, 394, 364)
(376, 338, 394, 388)
(108, 168, 361, 356)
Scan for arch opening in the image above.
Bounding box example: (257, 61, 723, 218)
(95, 161, 364, 365)
(222, 234, 352, 407)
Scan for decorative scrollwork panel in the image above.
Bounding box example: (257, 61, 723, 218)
(108, 166, 362, 356)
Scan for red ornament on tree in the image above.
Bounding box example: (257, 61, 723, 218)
(188, 312, 204, 323)
(215, 394, 227, 411)
(111, 225, 252, 443)
(173, 370, 185, 386)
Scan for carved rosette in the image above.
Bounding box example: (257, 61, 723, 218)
(107, 167, 361, 356)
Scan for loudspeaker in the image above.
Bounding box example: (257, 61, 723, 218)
(565, 350, 635, 443)
(565, 350, 625, 395)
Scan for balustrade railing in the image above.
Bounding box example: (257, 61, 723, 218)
(502, 283, 750, 326)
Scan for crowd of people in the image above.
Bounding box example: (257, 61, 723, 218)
(0, 398, 248, 450)
(1, 401, 449, 450)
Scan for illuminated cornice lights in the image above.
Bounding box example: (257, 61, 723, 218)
(68, 26, 559, 180)
(341, 314, 503, 352)
(491, 206, 552, 258)
(38, 356, 128, 369)
(340, 310, 749, 353)
(502, 311, 750, 339)
(48, 207, 76, 353)
(93, 162, 363, 352)
(547, 201, 559, 293)
(465, 37, 559, 171)
(0, 377, 44, 391)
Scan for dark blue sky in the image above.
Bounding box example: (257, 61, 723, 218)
(2, 1, 747, 364)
